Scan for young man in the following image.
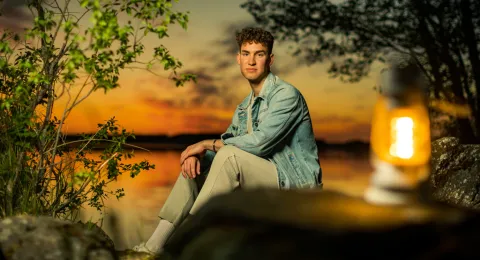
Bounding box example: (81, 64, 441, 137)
(133, 27, 322, 254)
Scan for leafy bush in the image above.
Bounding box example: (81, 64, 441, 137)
(0, 0, 195, 220)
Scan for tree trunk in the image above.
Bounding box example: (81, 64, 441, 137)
(414, 1, 443, 99)
(456, 118, 478, 144)
(460, 0, 480, 140)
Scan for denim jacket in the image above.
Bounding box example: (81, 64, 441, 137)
(220, 73, 322, 189)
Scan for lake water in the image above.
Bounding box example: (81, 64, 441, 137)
(79, 149, 373, 250)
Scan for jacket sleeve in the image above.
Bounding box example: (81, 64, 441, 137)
(220, 108, 238, 143)
(220, 123, 235, 143)
(222, 87, 303, 157)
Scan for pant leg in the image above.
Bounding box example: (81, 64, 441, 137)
(157, 174, 201, 227)
(189, 145, 279, 214)
(158, 151, 214, 227)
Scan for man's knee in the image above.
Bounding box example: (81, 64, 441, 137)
(214, 145, 241, 161)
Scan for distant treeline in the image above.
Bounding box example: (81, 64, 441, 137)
(64, 134, 370, 153)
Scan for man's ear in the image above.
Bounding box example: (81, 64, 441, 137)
(269, 53, 275, 67)
(237, 53, 240, 65)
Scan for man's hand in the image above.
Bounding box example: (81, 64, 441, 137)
(181, 156, 201, 179)
(180, 141, 207, 165)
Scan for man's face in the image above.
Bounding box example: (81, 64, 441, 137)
(237, 41, 274, 84)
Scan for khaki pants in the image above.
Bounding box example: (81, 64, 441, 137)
(158, 145, 279, 226)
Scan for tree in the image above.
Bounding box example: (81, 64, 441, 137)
(241, 0, 480, 144)
(0, 0, 194, 219)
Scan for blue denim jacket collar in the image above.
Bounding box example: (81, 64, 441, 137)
(238, 72, 276, 110)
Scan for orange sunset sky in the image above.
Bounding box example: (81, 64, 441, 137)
(16, 0, 385, 143)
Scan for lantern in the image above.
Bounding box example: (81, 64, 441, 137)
(365, 62, 431, 204)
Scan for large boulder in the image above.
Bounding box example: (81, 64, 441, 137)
(159, 189, 480, 260)
(0, 215, 117, 260)
(429, 137, 480, 209)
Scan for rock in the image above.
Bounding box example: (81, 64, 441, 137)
(77, 220, 116, 250)
(429, 137, 480, 209)
(116, 250, 155, 260)
(160, 189, 480, 260)
(0, 215, 117, 260)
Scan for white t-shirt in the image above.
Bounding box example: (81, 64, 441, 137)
(247, 94, 254, 134)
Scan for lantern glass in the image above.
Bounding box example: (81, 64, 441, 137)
(370, 96, 431, 166)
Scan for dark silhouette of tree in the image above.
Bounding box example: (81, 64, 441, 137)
(242, 0, 480, 143)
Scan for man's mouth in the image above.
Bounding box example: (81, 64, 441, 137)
(246, 68, 257, 72)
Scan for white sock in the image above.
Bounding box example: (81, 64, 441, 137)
(144, 219, 175, 253)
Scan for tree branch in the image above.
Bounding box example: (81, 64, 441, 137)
(51, 0, 70, 46)
(47, 73, 92, 185)
(53, 152, 118, 214)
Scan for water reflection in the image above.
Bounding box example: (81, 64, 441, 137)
(79, 149, 372, 250)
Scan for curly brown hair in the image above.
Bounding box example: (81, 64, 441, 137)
(236, 27, 274, 55)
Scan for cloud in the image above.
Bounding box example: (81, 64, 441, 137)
(192, 20, 301, 76)
(138, 67, 242, 110)
(190, 70, 214, 82)
(143, 97, 176, 109)
(213, 21, 257, 55)
(187, 21, 254, 80)
(180, 114, 233, 132)
(140, 111, 233, 135)
(271, 61, 298, 76)
(2, 0, 29, 8)
(213, 60, 233, 71)
(182, 69, 220, 96)
(136, 22, 254, 110)
(139, 20, 309, 114)
(0, 0, 32, 33)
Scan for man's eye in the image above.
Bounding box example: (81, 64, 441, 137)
(242, 53, 248, 56)
(257, 53, 265, 57)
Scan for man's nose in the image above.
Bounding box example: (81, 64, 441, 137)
(248, 55, 256, 65)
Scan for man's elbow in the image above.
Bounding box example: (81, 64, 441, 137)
(253, 141, 274, 157)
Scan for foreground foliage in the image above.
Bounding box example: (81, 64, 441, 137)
(0, 0, 194, 220)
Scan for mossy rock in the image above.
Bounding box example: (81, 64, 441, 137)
(0, 215, 117, 260)
(429, 137, 480, 209)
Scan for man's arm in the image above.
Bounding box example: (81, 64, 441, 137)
(222, 122, 235, 138)
(179, 122, 229, 165)
(201, 139, 225, 152)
